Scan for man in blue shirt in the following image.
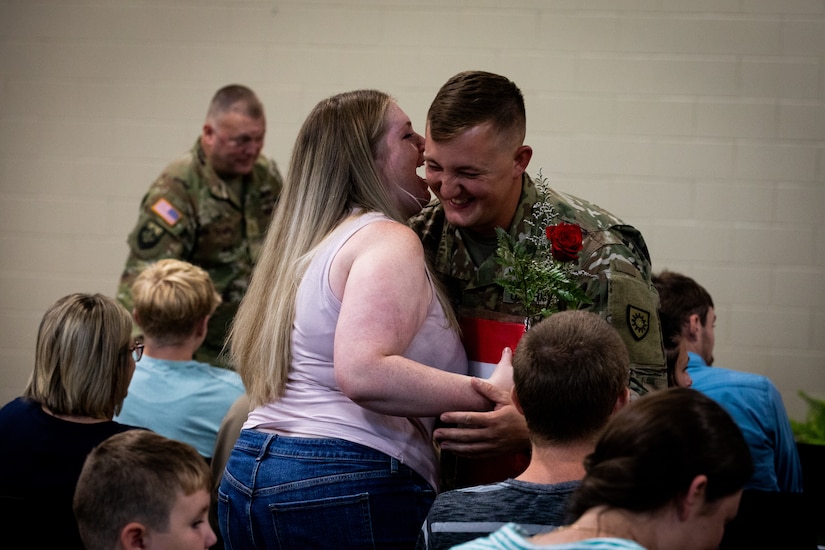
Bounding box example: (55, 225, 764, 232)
(653, 270, 802, 493)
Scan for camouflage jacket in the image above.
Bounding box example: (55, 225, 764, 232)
(117, 139, 283, 367)
(409, 174, 666, 394)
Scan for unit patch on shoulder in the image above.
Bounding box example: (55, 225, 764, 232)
(151, 198, 182, 227)
(627, 305, 650, 341)
(137, 219, 166, 250)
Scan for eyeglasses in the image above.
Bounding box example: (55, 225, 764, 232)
(224, 134, 264, 148)
(129, 342, 144, 362)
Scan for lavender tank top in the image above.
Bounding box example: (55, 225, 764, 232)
(244, 211, 468, 489)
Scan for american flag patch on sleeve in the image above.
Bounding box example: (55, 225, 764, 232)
(151, 198, 182, 227)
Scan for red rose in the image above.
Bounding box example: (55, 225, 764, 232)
(545, 222, 583, 262)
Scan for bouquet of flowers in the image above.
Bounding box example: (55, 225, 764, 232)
(494, 172, 592, 327)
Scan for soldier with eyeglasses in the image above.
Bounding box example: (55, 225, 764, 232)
(117, 84, 283, 369)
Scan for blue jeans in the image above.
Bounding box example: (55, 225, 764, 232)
(217, 430, 436, 549)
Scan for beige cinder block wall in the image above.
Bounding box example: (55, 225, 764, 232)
(1, 1, 823, 421)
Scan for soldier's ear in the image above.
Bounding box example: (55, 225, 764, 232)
(202, 123, 217, 146)
(512, 145, 532, 178)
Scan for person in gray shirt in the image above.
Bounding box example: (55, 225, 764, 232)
(417, 310, 632, 550)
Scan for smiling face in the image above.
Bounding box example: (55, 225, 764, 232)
(424, 122, 531, 237)
(201, 109, 266, 177)
(373, 102, 429, 218)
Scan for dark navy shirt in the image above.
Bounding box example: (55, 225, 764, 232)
(0, 397, 144, 549)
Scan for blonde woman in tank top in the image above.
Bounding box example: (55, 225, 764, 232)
(217, 90, 513, 549)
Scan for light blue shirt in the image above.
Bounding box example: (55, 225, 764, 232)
(687, 352, 803, 492)
(452, 523, 645, 550)
(116, 355, 245, 457)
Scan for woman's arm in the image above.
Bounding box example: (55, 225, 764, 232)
(331, 220, 511, 417)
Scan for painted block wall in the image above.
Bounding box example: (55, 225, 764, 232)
(1, 0, 823, 422)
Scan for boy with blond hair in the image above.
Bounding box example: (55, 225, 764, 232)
(115, 259, 244, 459)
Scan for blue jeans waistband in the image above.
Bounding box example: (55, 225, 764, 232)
(235, 429, 398, 463)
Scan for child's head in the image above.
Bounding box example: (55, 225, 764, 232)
(512, 310, 630, 444)
(73, 430, 216, 550)
(130, 259, 221, 344)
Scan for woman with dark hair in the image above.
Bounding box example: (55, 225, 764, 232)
(0, 293, 145, 549)
(454, 387, 753, 550)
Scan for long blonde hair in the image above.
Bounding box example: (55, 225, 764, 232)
(229, 90, 409, 406)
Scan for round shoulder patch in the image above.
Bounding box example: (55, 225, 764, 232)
(137, 219, 167, 250)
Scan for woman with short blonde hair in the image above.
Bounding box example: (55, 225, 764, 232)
(26, 293, 136, 419)
(0, 293, 144, 549)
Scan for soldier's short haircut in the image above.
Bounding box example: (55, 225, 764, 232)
(427, 70, 526, 146)
(513, 310, 629, 444)
(131, 258, 221, 345)
(652, 270, 715, 330)
(206, 84, 264, 121)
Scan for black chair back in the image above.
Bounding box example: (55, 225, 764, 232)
(719, 490, 817, 550)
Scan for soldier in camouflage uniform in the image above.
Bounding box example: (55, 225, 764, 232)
(118, 85, 283, 368)
(411, 172, 665, 396)
(410, 71, 665, 472)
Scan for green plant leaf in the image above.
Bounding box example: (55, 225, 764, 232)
(493, 172, 593, 325)
(792, 391, 825, 445)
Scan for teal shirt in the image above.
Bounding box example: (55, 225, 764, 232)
(115, 355, 245, 457)
(452, 523, 645, 550)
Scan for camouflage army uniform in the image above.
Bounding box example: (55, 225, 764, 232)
(409, 174, 666, 395)
(118, 139, 283, 368)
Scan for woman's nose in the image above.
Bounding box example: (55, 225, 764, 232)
(414, 133, 425, 152)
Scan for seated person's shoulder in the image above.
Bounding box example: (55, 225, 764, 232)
(428, 482, 513, 515)
(691, 365, 779, 394)
(203, 362, 244, 382)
